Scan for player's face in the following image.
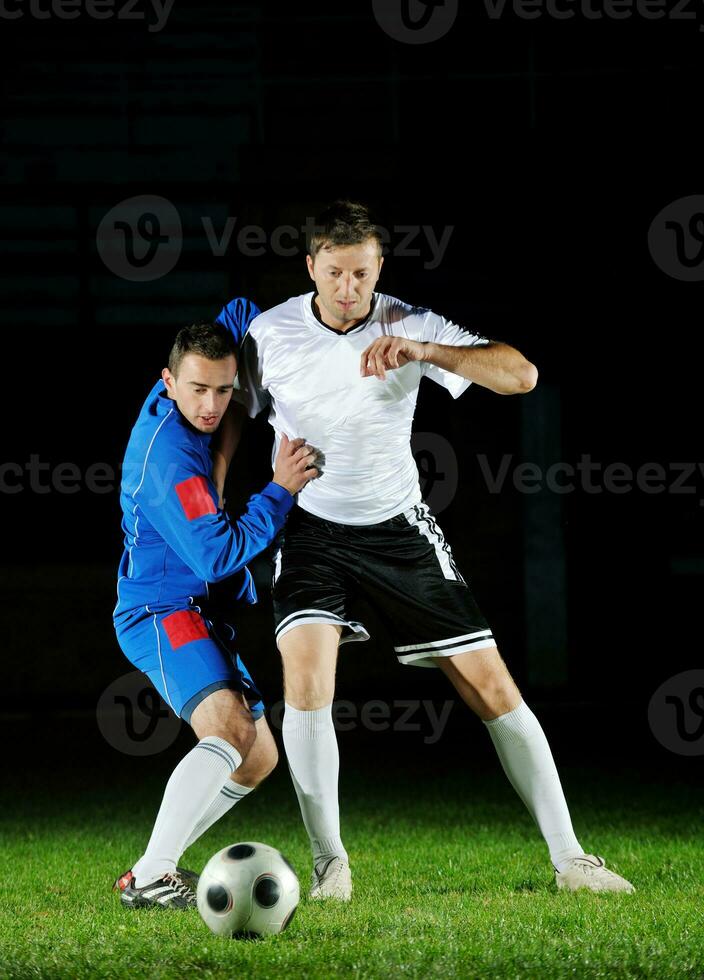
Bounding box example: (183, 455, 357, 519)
(162, 353, 237, 434)
(306, 239, 383, 330)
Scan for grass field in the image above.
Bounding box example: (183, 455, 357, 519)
(1, 727, 702, 980)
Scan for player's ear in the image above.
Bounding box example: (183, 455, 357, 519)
(306, 254, 316, 281)
(162, 366, 175, 394)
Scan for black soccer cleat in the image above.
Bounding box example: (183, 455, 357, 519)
(174, 867, 200, 892)
(113, 867, 200, 893)
(112, 868, 198, 909)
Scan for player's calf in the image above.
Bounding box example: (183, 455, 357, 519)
(234, 715, 279, 787)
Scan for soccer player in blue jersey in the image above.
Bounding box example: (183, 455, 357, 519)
(112, 314, 317, 909)
(217, 201, 635, 900)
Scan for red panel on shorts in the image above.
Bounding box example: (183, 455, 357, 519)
(163, 610, 210, 650)
(175, 475, 217, 520)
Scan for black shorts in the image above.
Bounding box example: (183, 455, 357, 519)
(272, 504, 495, 668)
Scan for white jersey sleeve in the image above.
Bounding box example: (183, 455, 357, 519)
(232, 330, 270, 419)
(420, 311, 490, 399)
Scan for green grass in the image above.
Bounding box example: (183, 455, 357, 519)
(1, 760, 702, 979)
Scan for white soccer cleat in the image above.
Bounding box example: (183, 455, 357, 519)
(555, 854, 635, 893)
(309, 857, 352, 901)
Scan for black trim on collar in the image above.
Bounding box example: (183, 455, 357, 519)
(310, 293, 376, 336)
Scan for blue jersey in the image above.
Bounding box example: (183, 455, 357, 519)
(215, 296, 260, 345)
(114, 378, 292, 621)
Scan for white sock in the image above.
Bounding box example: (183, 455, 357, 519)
(282, 703, 348, 869)
(183, 780, 253, 850)
(132, 736, 242, 886)
(483, 701, 584, 872)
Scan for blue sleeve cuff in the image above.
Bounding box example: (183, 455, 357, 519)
(263, 481, 295, 514)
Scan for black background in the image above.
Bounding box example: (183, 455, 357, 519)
(1, 1, 703, 775)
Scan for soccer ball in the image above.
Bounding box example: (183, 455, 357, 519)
(197, 841, 300, 938)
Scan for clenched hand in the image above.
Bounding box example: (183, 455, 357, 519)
(360, 336, 426, 381)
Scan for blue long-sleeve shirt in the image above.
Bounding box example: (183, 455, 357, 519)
(114, 380, 292, 620)
(114, 298, 290, 621)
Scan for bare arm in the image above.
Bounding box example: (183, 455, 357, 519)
(211, 400, 248, 507)
(360, 337, 538, 395)
(422, 341, 537, 394)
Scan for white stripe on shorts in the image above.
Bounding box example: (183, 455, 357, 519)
(395, 629, 493, 653)
(395, 629, 496, 668)
(404, 503, 465, 583)
(275, 608, 370, 648)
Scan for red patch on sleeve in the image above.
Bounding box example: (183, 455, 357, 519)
(175, 475, 217, 520)
(162, 610, 210, 650)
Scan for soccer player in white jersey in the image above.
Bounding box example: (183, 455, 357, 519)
(223, 200, 634, 899)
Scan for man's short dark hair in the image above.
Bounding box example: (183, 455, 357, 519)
(308, 200, 383, 261)
(168, 322, 237, 376)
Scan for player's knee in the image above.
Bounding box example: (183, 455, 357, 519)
(190, 688, 259, 757)
(281, 654, 335, 709)
(230, 714, 257, 758)
(199, 713, 257, 760)
(284, 683, 333, 711)
(474, 669, 520, 715)
(282, 663, 335, 709)
(279, 625, 339, 709)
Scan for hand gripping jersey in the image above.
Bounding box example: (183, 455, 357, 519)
(230, 292, 489, 525)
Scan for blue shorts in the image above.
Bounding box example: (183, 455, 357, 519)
(114, 604, 264, 725)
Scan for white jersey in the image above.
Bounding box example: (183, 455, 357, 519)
(234, 291, 488, 525)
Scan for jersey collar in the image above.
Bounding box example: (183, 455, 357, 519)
(310, 292, 377, 336)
